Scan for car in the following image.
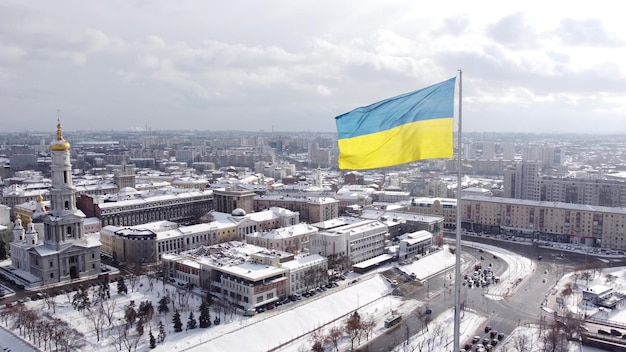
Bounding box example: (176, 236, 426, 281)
(497, 332, 505, 340)
(490, 339, 498, 346)
(464, 343, 473, 351)
(256, 307, 266, 313)
(472, 336, 481, 343)
(484, 326, 492, 333)
(490, 330, 498, 338)
(480, 256, 485, 260)
(493, 255, 497, 259)
(598, 329, 610, 335)
(611, 329, 622, 336)
(425, 308, 432, 315)
(482, 338, 490, 345)
(538, 255, 543, 261)
(479, 249, 484, 253)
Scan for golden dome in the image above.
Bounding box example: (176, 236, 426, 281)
(50, 119, 71, 151)
(37, 194, 44, 203)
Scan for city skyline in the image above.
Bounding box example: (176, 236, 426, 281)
(1, 1, 624, 134)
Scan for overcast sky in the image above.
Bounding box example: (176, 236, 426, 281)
(1, 1, 624, 134)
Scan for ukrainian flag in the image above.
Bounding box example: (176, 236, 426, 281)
(335, 77, 456, 170)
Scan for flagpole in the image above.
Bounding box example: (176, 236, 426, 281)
(453, 70, 463, 352)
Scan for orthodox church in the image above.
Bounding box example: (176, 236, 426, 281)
(9, 120, 101, 287)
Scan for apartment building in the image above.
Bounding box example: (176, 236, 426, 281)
(462, 195, 626, 249)
(254, 194, 339, 223)
(100, 207, 299, 263)
(162, 242, 327, 310)
(309, 219, 388, 265)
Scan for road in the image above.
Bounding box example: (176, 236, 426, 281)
(358, 234, 620, 352)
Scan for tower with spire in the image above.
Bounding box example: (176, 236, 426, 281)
(9, 119, 102, 287)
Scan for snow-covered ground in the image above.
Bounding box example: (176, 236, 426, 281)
(1, 244, 625, 352)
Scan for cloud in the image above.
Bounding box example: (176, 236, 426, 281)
(555, 18, 622, 47)
(75, 28, 126, 54)
(0, 43, 26, 63)
(0, 1, 624, 134)
(486, 13, 539, 49)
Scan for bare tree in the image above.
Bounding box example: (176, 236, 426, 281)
(147, 272, 156, 292)
(65, 326, 86, 352)
(360, 314, 376, 341)
(591, 261, 606, 280)
(344, 311, 363, 351)
(541, 321, 567, 352)
(309, 327, 325, 352)
(579, 271, 592, 285)
(102, 298, 118, 326)
(64, 290, 73, 304)
(113, 323, 128, 352)
(117, 322, 143, 352)
(560, 283, 573, 307)
(413, 338, 427, 352)
(512, 331, 531, 352)
(432, 321, 445, 344)
(128, 273, 141, 293)
(424, 330, 436, 351)
(324, 325, 343, 352)
(88, 305, 107, 342)
(42, 290, 57, 313)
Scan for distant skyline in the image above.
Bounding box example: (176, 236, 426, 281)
(0, 1, 624, 134)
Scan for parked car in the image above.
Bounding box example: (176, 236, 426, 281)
(611, 329, 622, 336)
(484, 326, 492, 333)
(472, 336, 481, 343)
(598, 329, 610, 335)
(497, 332, 505, 340)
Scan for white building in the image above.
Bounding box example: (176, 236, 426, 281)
(309, 219, 388, 265)
(8, 121, 101, 287)
(398, 230, 433, 261)
(280, 254, 328, 294)
(100, 207, 299, 263)
(245, 223, 318, 254)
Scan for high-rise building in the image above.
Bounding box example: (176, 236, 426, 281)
(481, 142, 496, 160)
(503, 161, 541, 200)
(502, 143, 516, 161)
